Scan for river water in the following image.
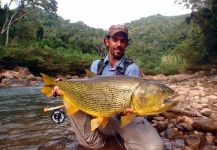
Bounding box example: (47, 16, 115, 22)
(0, 84, 78, 150)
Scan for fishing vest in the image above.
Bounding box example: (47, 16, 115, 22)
(97, 57, 133, 75)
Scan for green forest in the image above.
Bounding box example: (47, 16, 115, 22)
(0, 0, 217, 76)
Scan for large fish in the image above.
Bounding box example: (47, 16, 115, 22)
(41, 73, 177, 130)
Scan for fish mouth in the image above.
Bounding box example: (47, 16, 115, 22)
(161, 92, 173, 102)
(163, 98, 173, 104)
(163, 94, 174, 102)
(161, 94, 178, 110)
(160, 92, 177, 108)
(132, 89, 177, 116)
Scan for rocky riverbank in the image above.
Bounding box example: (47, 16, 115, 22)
(145, 69, 217, 150)
(0, 67, 43, 87)
(0, 67, 84, 87)
(1, 66, 217, 149)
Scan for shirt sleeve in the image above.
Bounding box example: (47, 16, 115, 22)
(125, 63, 142, 77)
(90, 60, 100, 74)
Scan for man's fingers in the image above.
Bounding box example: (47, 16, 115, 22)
(122, 108, 133, 116)
(52, 86, 61, 97)
(55, 78, 62, 81)
(53, 91, 58, 97)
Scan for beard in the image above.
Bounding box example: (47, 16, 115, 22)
(110, 48, 124, 59)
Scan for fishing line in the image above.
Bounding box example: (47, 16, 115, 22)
(108, 122, 124, 149)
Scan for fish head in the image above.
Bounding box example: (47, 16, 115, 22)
(131, 80, 176, 115)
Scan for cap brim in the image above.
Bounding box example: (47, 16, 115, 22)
(109, 30, 128, 37)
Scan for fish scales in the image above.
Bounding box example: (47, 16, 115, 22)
(56, 76, 141, 116)
(41, 72, 177, 130)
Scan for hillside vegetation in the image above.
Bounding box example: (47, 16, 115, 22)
(0, 0, 216, 76)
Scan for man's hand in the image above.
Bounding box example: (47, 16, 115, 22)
(52, 78, 62, 97)
(52, 86, 62, 97)
(120, 108, 134, 116)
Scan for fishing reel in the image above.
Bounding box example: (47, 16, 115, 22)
(51, 109, 65, 124)
(44, 105, 66, 124)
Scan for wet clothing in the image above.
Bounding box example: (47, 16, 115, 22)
(68, 55, 163, 150)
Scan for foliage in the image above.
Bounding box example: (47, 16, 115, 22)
(125, 14, 190, 73)
(0, 1, 216, 75)
(155, 54, 186, 75)
(0, 0, 57, 47)
(0, 44, 100, 76)
(172, 21, 208, 64)
(175, 0, 217, 60)
(190, 1, 217, 57)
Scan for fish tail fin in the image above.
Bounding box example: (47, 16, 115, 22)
(41, 86, 53, 97)
(40, 73, 56, 85)
(40, 73, 57, 97)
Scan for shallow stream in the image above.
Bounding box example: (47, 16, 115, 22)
(0, 85, 77, 150)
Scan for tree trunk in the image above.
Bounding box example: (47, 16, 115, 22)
(5, 26, 9, 47)
(4, 16, 13, 48)
(1, 8, 37, 47)
(0, 34, 2, 43)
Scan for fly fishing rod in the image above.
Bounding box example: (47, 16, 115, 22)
(44, 105, 65, 112)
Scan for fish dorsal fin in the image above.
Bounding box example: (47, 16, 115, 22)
(84, 69, 98, 78)
(61, 91, 79, 115)
(120, 113, 137, 128)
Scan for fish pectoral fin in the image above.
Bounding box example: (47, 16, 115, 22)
(91, 117, 104, 131)
(120, 113, 137, 128)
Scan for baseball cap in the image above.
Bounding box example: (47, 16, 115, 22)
(106, 25, 128, 37)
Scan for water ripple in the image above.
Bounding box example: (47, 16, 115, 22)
(0, 85, 74, 149)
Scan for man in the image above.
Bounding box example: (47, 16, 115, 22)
(53, 25, 163, 150)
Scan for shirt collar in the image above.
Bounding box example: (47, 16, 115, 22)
(104, 55, 126, 68)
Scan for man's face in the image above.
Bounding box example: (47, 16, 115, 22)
(105, 32, 128, 59)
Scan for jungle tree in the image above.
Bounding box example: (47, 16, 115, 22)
(175, 0, 217, 60)
(0, 0, 58, 47)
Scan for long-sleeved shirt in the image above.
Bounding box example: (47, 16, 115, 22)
(90, 55, 141, 77)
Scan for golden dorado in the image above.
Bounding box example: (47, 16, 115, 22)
(41, 73, 177, 130)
